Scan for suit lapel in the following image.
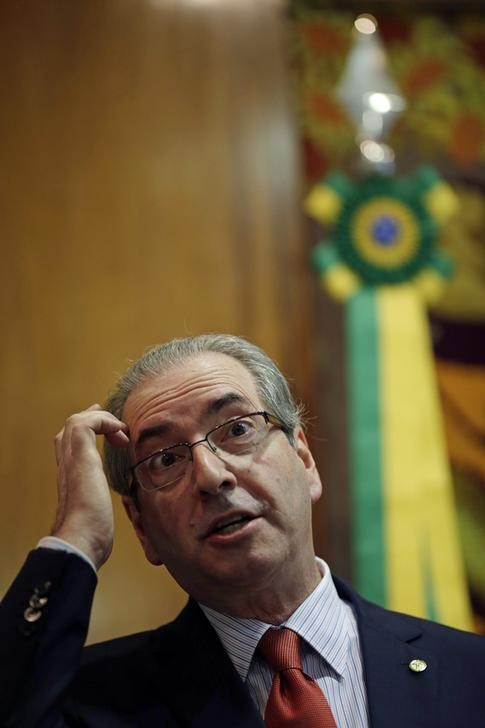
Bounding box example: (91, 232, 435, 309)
(360, 618, 439, 728)
(334, 577, 439, 728)
(151, 600, 264, 728)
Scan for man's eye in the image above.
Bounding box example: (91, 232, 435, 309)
(149, 450, 180, 471)
(227, 419, 255, 438)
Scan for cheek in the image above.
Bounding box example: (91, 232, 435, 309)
(147, 485, 201, 542)
(245, 452, 297, 501)
(141, 494, 182, 541)
(237, 456, 276, 495)
(276, 456, 310, 507)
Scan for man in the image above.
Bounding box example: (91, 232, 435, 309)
(1, 334, 484, 728)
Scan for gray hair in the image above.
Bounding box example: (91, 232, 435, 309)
(104, 333, 304, 496)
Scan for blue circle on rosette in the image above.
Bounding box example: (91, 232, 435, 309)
(332, 173, 440, 284)
(371, 215, 400, 246)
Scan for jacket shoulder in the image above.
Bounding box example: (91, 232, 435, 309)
(334, 574, 485, 657)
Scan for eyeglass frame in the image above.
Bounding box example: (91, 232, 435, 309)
(129, 410, 289, 493)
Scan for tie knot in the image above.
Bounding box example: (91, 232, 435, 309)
(258, 628, 302, 672)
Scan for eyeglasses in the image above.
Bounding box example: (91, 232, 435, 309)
(130, 411, 287, 492)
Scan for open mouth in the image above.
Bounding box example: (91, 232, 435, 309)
(209, 514, 254, 537)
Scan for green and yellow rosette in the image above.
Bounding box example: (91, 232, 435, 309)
(307, 166, 472, 630)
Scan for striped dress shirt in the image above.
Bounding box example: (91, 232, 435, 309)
(200, 559, 369, 728)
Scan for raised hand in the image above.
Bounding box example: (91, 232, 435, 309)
(52, 404, 130, 570)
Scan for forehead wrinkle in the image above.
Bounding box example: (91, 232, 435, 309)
(123, 357, 261, 441)
(202, 392, 249, 418)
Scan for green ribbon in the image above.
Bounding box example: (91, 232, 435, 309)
(346, 288, 386, 604)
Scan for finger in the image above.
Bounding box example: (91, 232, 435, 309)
(63, 409, 128, 441)
(54, 429, 64, 466)
(56, 408, 129, 473)
(104, 429, 131, 448)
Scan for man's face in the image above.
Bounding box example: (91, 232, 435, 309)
(121, 352, 322, 607)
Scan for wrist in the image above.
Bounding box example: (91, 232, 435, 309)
(38, 536, 98, 572)
(51, 527, 112, 570)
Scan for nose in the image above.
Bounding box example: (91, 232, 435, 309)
(190, 442, 237, 496)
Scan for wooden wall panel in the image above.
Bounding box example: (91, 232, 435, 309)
(0, 0, 317, 643)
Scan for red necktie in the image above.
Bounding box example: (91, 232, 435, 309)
(258, 627, 337, 728)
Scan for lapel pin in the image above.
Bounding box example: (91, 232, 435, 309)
(409, 659, 427, 673)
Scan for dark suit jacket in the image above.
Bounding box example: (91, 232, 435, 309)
(1, 548, 484, 727)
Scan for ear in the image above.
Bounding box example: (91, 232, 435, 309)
(122, 495, 164, 566)
(294, 427, 322, 504)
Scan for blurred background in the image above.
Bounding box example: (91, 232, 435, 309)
(1, 0, 483, 643)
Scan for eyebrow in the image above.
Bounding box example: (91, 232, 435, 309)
(134, 392, 251, 448)
(202, 392, 249, 418)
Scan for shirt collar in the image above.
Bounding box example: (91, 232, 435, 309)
(200, 558, 353, 682)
